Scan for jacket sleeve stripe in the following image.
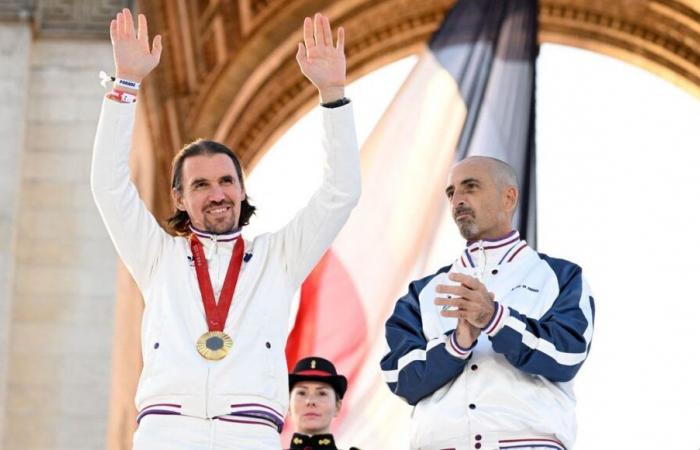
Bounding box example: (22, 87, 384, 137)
(381, 267, 470, 404)
(447, 332, 472, 357)
(484, 301, 506, 335)
(504, 315, 589, 366)
(382, 336, 447, 383)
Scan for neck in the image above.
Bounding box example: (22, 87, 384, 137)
(299, 428, 331, 436)
(466, 229, 517, 245)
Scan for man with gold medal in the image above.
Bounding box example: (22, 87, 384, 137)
(91, 8, 360, 449)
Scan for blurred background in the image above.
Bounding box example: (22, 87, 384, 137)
(0, 0, 699, 449)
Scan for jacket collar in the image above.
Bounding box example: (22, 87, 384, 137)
(461, 230, 527, 268)
(289, 433, 338, 450)
(189, 225, 241, 243)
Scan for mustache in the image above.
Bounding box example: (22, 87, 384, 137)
(203, 200, 234, 211)
(453, 206, 474, 217)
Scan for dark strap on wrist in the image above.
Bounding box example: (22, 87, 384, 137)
(321, 97, 350, 108)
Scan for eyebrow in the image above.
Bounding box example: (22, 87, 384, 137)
(295, 385, 332, 392)
(190, 177, 208, 187)
(190, 175, 235, 186)
(445, 177, 480, 196)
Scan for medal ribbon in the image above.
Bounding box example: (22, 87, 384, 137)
(190, 235, 244, 332)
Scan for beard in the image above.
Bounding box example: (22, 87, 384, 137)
(454, 206, 479, 240)
(457, 219, 479, 240)
(201, 201, 238, 234)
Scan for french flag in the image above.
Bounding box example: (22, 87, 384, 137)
(284, 1, 537, 447)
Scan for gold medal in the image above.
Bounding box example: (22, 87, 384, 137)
(196, 331, 233, 360)
(190, 234, 244, 361)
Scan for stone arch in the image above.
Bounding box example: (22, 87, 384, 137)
(140, 0, 700, 213)
(107, 1, 699, 446)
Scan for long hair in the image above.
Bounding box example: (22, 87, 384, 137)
(166, 139, 256, 235)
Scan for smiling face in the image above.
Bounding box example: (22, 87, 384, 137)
(289, 381, 341, 436)
(445, 157, 518, 241)
(172, 153, 246, 234)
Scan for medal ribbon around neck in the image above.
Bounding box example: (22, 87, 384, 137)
(190, 234, 244, 360)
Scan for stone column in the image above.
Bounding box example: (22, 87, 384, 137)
(0, 20, 32, 447)
(4, 38, 117, 449)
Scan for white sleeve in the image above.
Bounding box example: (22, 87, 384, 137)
(90, 98, 171, 291)
(271, 102, 361, 287)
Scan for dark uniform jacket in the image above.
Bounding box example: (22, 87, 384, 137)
(286, 433, 360, 450)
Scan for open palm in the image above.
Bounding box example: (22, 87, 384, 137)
(110, 8, 162, 82)
(296, 14, 346, 94)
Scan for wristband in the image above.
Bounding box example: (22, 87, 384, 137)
(321, 97, 350, 108)
(99, 71, 141, 90)
(115, 77, 140, 90)
(107, 89, 137, 104)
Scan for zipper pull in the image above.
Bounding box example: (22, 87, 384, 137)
(477, 240, 485, 281)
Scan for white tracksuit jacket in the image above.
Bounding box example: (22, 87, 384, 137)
(91, 98, 360, 437)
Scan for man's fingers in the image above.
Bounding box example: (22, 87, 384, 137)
(436, 283, 471, 298)
(313, 13, 323, 47)
(434, 297, 468, 309)
(151, 35, 163, 61)
(137, 13, 149, 47)
(440, 309, 471, 319)
(434, 296, 478, 311)
(303, 17, 314, 49)
(295, 42, 306, 64)
(435, 284, 460, 296)
(110, 19, 118, 43)
(448, 272, 481, 290)
(336, 26, 345, 51)
(123, 8, 134, 36)
(116, 12, 124, 39)
(322, 14, 332, 47)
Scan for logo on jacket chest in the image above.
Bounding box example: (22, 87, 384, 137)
(511, 284, 540, 293)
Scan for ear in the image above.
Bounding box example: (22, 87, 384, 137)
(503, 185, 518, 213)
(172, 188, 186, 211)
(334, 399, 342, 417)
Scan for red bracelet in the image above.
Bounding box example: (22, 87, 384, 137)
(107, 88, 137, 104)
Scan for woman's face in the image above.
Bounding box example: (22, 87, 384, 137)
(289, 380, 341, 435)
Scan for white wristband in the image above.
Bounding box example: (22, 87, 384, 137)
(99, 71, 140, 90)
(115, 77, 140, 90)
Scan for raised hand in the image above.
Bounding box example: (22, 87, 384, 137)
(296, 13, 346, 103)
(110, 9, 162, 83)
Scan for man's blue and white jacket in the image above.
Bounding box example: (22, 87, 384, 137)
(381, 231, 595, 450)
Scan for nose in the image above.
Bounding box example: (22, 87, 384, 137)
(452, 197, 469, 217)
(208, 184, 225, 202)
(305, 396, 316, 406)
